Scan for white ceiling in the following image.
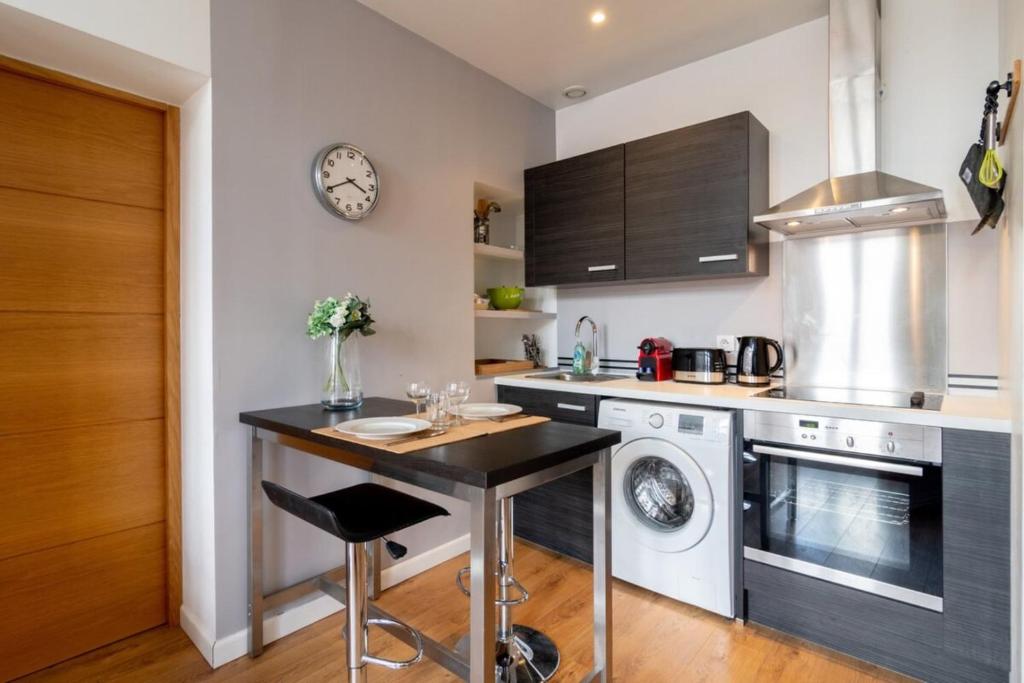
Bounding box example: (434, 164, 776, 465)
(356, 0, 827, 109)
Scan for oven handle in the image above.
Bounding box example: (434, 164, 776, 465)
(751, 444, 924, 477)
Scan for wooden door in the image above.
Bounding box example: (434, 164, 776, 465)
(525, 146, 624, 286)
(624, 112, 769, 280)
(0, 57, 179, 681)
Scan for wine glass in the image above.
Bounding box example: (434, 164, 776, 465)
(405, 381, 431, 416)
(444, 381, 471, 424)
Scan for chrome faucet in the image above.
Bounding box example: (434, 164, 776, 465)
(573, 316, 599, 375)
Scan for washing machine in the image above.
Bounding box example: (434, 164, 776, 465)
(598, 398, 734, 617)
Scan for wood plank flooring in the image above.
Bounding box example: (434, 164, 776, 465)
(20, 543, 915, 682)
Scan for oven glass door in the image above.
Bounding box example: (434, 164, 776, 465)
(743, 442, 942, 601)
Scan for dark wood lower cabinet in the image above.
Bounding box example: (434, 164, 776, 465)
(744, 427, 1011, 683)
(503, 385, 1013, 681)
(498, 386, 596, 563)
(745, 561, 1007, 683)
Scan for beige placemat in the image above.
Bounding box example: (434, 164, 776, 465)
(311, 413, 550, 454)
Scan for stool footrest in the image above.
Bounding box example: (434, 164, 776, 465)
(456, 566, 529, 606)
(362, 618, 424, 669)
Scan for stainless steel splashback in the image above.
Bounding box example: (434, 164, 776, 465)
(783, 224, 947, 393)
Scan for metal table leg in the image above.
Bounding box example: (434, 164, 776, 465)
(468, 486, 497, 683)
(368, 538, 381, 600)
(592, 448, 612, 681)
(248, 428, 264, 657)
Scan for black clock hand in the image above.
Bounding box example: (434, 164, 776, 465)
(344, 177, 368, 194)
(327, 180, 350, 190)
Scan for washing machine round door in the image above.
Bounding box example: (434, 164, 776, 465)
(612, 437, 714, 552)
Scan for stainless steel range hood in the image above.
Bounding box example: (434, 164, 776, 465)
(754, 0, 946, 237)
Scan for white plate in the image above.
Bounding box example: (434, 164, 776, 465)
(333, 417, 432, 440)
(450, 403, 523, 420)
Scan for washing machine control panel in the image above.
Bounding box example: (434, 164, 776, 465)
(598, 399, 731, 442)
(676, 414, 704, 435)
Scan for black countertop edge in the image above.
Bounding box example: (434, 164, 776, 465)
(239, 400, 620, 489)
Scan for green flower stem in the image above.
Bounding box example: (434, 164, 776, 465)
(324, 332, 350, 396)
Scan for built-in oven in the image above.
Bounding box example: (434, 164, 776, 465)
(743, 410, 943, 612)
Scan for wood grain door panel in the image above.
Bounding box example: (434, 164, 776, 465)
(0, 419, 165, 559)
(625, 114, 751, 280)
(0, 187, 163, 313)
(0, 313, 163, 435)
(0, 58, 176, 675)
(0, 68, 164, 210)
(525, 146, 624, 286)
(0, 523, 167, 681)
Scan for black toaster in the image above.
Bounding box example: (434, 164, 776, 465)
(672, 348, 727, 384)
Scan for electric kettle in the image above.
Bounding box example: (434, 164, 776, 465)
(735, 336, 783, 386)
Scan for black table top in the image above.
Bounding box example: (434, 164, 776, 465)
(239, 397, 621, 489)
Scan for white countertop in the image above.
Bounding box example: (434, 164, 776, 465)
(495, 373, 1012, 433)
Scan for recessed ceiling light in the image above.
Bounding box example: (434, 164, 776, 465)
(785, 220, 802, 227)
(590, 10, 606, 24)
(890, 206, 909, 213)
(563, 85, 588, 99)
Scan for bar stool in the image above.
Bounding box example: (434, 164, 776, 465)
(262, 481, 449, 683)
(455, 496, 560, 682)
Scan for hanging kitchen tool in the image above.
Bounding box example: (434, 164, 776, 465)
(961, 72, 1014, 234)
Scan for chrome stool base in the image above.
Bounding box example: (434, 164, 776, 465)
(455, 625, 560, 682)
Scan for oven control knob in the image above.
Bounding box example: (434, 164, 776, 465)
(846, 436, 855, 447)
(648, 413, 664, 429)
(886, 440, 896, 454)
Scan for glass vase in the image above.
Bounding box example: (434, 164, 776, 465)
(321, 330, 363, 410)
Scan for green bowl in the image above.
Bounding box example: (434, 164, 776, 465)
(487, 286, 524, 310)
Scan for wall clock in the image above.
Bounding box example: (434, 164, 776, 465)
(312, 143, 380, 220)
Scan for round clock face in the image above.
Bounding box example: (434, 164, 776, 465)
(312, 143, 380, 220)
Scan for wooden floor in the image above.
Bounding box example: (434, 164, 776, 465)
(20, 543, 914, 682)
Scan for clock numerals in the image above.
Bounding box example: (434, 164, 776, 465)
(316, 144, 379, 220)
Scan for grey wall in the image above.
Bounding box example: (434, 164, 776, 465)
(211, 0, 554, 638)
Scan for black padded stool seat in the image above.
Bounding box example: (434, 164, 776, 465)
(262, 481, 449, 543)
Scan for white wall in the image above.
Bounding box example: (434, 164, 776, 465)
(997, 0, 1024, 677)
(0, 1, 208, 104)
(554, 5, 1002, 381)
(0, 0, 210, 76)
(179, 80, 217, 662)
(210, 0, 554, 642)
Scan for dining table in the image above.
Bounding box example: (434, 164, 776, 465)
(239, 397, 621, 682)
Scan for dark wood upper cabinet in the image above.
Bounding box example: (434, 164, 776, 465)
(626, 111, 768, 280)
(524, 111, 769, 286)
(525, 146, 624, 287)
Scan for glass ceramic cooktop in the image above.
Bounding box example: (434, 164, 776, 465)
(755, 386, 944, 411)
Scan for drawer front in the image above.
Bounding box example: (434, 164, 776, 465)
(497, 386, 598, 426)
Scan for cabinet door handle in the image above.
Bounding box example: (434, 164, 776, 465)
(556, 402, 587, 412)
(587, 264, 617, 272)
(698, 254, 739, 263)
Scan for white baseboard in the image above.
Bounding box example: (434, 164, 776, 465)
(197, 533, 470, 668)
(179, 604, 215, 667)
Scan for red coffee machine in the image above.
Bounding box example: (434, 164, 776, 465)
(636, 337, 673, 381)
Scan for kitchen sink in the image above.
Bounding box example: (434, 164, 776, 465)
(526, 371, 625, 383)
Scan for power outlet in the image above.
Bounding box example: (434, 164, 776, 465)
(716, 335, 737, 353)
